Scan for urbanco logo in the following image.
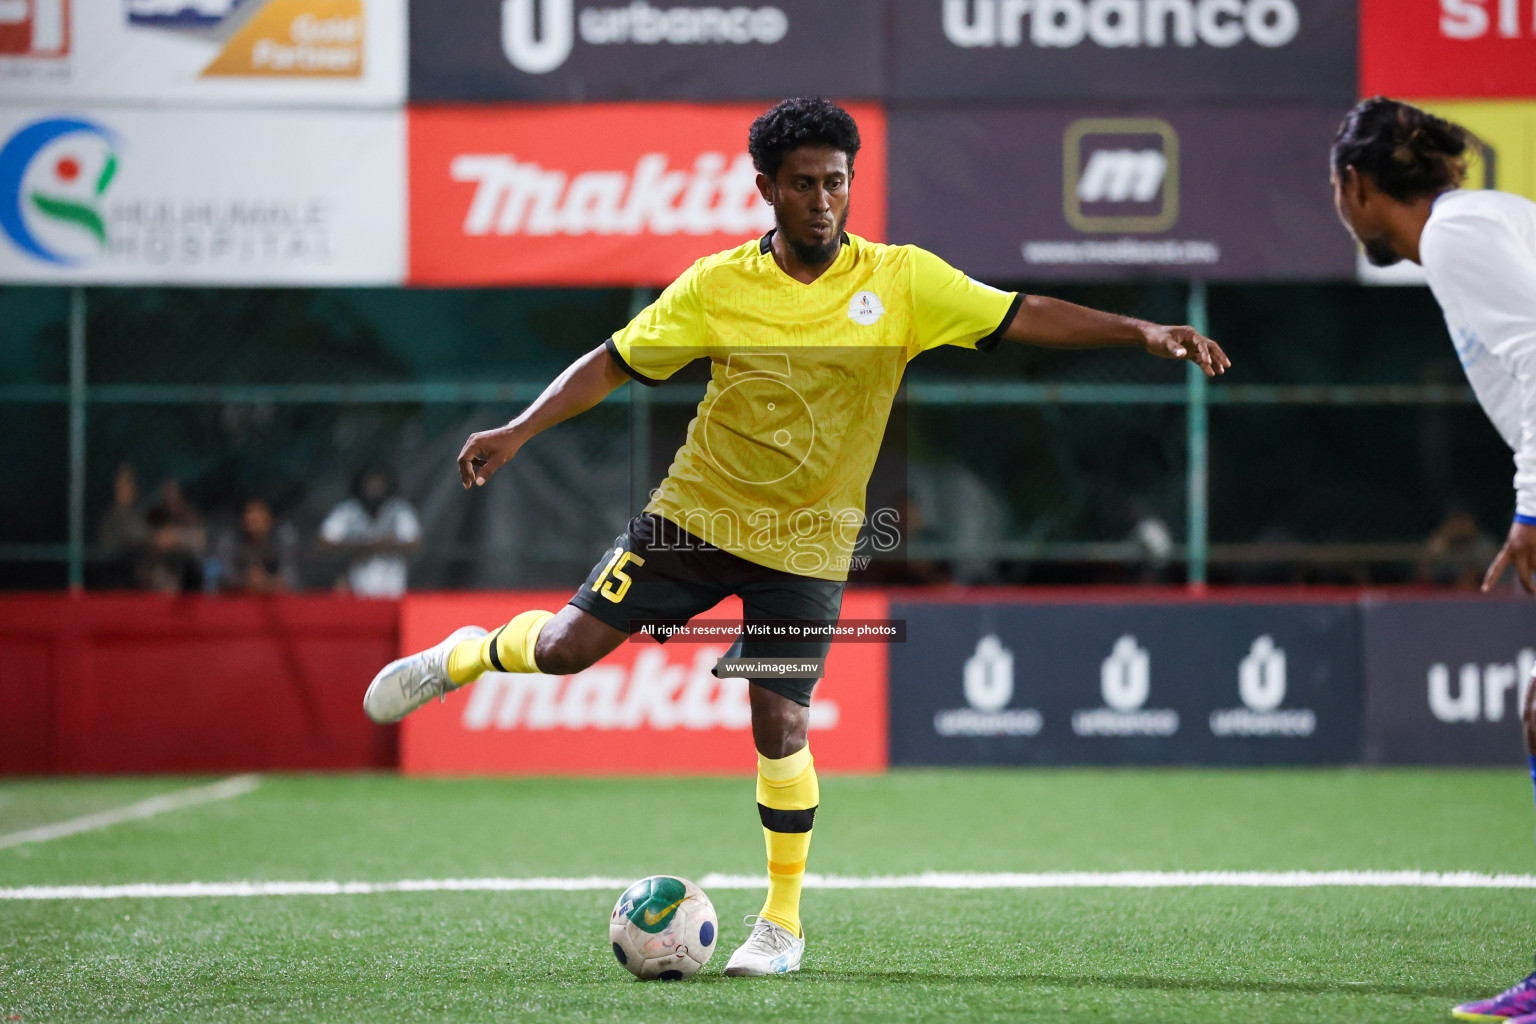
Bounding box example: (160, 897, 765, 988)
(502, 0, 789, 74)
(941, 0, 1300, 49)
(1071, 634, 1179, 736)
(933, 635, 1043, 737)
(0, 116, 117, 266)
(1209, 635, 1316, 737)
(1427, 647, 1536, 724)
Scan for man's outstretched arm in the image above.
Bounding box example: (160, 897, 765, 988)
(457, 343, 630, 489)
(1002, 295, 1231, 378)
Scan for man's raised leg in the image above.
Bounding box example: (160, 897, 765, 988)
(363, 606, 627, 723)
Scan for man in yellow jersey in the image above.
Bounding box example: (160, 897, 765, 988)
(363, 97, 1230, 977)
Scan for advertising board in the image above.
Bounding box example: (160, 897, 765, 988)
(1361, 0, 1536, 99)
(888, 598, 1362, 765)
(0, 0, 405, 105)
(0, 106, 404, 284)
(410, 0, 883, 101)
(409, 102, 887, 287)
(1361, 596, 1536, 764)
(400, 590, 889, 775)
(889, 106, 1353, 282)
(888, 0, 1357, 102)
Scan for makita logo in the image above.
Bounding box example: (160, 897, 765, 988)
(459, 646, 840, 731)
(1077, 150, 1167, 203)
(503, 0, 788, 74)
(943, 0, 1301, 48)
(452, 151, 774, 238)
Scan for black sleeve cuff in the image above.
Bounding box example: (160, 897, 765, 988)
(976, 293, 1025, 353)
(604, 337, 662, 387)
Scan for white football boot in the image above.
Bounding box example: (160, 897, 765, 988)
(723, 916, 804, 977)
(363, 626, 487, 724)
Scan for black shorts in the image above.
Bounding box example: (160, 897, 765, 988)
(568, 513, 844, 706)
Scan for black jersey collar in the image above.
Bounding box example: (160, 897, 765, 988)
(758, 229, 851, 255)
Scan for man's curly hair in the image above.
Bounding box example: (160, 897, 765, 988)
(748, 97, 861, 181)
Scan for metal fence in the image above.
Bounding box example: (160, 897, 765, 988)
(0, 282, 1492, 591)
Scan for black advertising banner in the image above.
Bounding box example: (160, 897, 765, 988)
(889, 107, 1355, 282)
(888, 600, 1361, 766)
(411, 0, 884, 101)
(890, 0, 1357, 102)
(1362, 598, 1536, 765)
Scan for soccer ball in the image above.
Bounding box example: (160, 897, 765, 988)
(608, 875, 718, 980)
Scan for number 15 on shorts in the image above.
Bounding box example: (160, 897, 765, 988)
(593, 550, 644, 603)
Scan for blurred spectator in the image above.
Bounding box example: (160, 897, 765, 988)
(896, 491, 948, 585)
(1418, 506, 1497, 589)
(143, 478, 207, 594)
(212, 499, 301, 594)
(1128, 501, 1175, 585)
(97, 463, 150, 589)
(904, 462, 1007, 585)
(319, 466, 420, 598)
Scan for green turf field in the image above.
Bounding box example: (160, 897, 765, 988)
(2, 769, 1533, 1023)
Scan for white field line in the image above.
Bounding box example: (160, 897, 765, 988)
(0, 775, 261, 851)
(4, 870, 1536, 901)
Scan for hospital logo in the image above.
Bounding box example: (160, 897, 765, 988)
(0, 116, 117, 266)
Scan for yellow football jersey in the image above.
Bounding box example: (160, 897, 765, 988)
(606, 231, 1020, 581)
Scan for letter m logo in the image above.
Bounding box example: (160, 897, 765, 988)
(1077, 151, 1167, 204)
(1064, 118, 1179, 234)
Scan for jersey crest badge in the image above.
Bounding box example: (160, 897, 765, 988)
(848, 291, 885, 327)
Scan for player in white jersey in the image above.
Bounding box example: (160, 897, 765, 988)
(1331, 97, 1536, 1023)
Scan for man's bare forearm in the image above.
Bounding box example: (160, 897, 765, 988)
(506, 343, 630, 443)
(1001, 294, 1151, 349)
(459, 343, 633, 488)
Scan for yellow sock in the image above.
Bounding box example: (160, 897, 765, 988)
(756, 744, 817, 937)
(445, 610, 553, 686)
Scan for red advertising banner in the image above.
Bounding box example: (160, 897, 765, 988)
(399, 590, 889, 775)
(408, 103, 887, 287)
(0, 594, 397, 774)
(1361, 0, 1536, 98)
